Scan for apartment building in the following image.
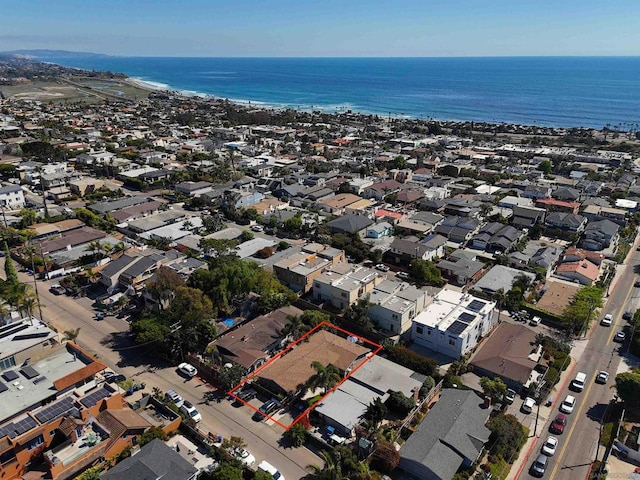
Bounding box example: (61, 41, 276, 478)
(313, 264, 383, 310)
(273, 243, 345, 293)
(367, 279, 430, 336)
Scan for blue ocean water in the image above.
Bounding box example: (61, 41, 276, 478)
(39, 56, 640, 129)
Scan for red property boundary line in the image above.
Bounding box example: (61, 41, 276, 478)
(228, 321, 382, 430)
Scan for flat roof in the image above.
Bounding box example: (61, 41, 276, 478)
(139, 217, 203, 241)
(0, 343, 100, 424)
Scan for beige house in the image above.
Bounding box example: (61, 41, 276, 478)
(316, 193, 362, 215)
(273, 243, 345, 293)
(313, 264, 383, 309)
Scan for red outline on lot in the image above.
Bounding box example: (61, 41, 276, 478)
(228, 321, 382, 430)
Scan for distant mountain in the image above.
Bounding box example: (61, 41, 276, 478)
(1, 49, 109, 59)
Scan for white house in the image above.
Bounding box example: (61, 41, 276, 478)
(368, 279, 430, 336)
(411, 289, 496, 359)
(0, 185, 25, 210)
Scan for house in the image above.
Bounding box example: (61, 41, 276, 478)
(399, 389, 491, 480)
(530, 246, 563, 275)
(556, 259, 600, 285)
(175, 181, 213, 197)
(316, 193, 361, 215)
(536, 279, 580, 317)
(473, 265, 536, 297)
(562, 247, 605, 266)
(367, 279, 430, 336)
(552, 186, 581, 202)
(68, 178, 105, 197)
(366, 222, 393, 239)
(433, 216, 479, 243)
(101, 438, 198, 480)
(0, 185, 25, 210)
(436, 254, 484, 287)
(522, 185, 552, 199)
(325, 214, 374, 237)
(411, 289, 496, 359)
(470, 322, 540, 391)
(544, 212, 588, 232)
(582, 204, 627, 226)
(470, 222, 521, 253)
(273, 243, 345, 293)
(581, 219, 620, 251)
(313, 265, 383, 310)
(498, 196, 533, 209)
(211, 306, 303, 372)
(363, 179, 402, 200)
(536, 198, 581, 214)
(256, 330, 370, 395)
(388, 234, 447, 264)
(315, 355, 424, 436)
(511, 205, 546, 229)
(224, 189, 264, 208)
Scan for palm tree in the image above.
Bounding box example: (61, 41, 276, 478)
(305, 450, 342, 480)
(63, 328, 81, 342)
(101, 242, 113, 258)
(306, 362, 341, 394)
(112, 242, 127, 259)
(280, 315, 311, 342)
(85, 240, 102, 260)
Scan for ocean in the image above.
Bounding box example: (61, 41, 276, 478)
(38, 56, 640, 129)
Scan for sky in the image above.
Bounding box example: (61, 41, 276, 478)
(2, 0, 640, 57)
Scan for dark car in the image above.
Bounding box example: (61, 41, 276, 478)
(549, 414, 567, 434)
(623, 311, 633, 321)
(529, 454, 548, 477)
(252, 399, 281, 421)
(104, 372, 126, 384)
(234, 389, 257, 406)
(49, 284, 66, 295)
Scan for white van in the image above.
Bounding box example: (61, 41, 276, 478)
(258, 460, 284, 480)
(572, 372, 587, 392)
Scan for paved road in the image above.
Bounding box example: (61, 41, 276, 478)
(520, 257, 638, 479)
(4, 261, 318, 480)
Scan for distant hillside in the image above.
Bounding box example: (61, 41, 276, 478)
(1, 49, 109, 59)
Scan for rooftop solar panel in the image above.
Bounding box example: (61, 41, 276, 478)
(458, 312, 476, 324)
(446, 320, 469, 336)
(80, 387, 112, 408)
(2, 370, 18, 382)
(13, 332, 50, 341)
(0, 323, 29, 340)
(20, 366, 39, 380)
(35, 397, 76, 424)
(468, 299, 486, 312)
(0, 416, 39, 439)
(0, 382, 7, 393)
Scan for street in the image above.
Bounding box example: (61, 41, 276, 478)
(4, 260, 319, 480)
(519, 252, 639, 479)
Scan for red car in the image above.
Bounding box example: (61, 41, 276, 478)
(549, 414, 567, 434)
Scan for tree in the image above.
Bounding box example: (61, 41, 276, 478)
(343, 297, 373, 331)
(221, 435, 246, 451)
(17, 208, 37, 228)
(137, 426, 168, 446)
(284, 422, 308, 447)
(240, 230, 254, 242)
(386, 345, 438, 377)
(254, 472, 274, 480)
(537, 159, 553, 175)
(372, 439, 401, 473)
(410, 258, 444, 286)
(480, 376, 507, 401)
(202, 214, 226, 233)
(615, 371, 640, 407)
(63, 328, 81, 342)
(386, 390, 415, 415)
(306, 362, 341, 394)
(365, 398, 388, 429)
(486, 413, 527, 460)
(217, 363, 246, 391)
(3, 242, 18, 285)
(145, 266, 185, 310)
(204, 463, 243, 480)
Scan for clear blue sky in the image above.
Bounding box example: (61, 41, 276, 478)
(3, 0, 640, 57)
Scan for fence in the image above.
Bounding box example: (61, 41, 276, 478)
(395, 379, 443, 437)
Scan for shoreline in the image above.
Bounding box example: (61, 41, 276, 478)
(41, 60, 638, 132)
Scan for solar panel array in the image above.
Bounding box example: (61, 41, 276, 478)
(80, 387, 112, 408)
(35, 397, 76, 424)
(20, 366, 39, 380)
(0, 416, 38, 439)
(13, 332, 50, 341)
(447, 320, 469, 335)
(467, 299, 487, 312)
(33, 376, 47, 385)
(0, 382, 7, 393)
(2, 370, 18, 382)
(0, 323, 29, 340)
(458, 312, 476, 324)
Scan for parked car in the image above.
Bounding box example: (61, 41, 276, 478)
(614, 331, 626, 343)
(250, 225, 263, 232)
(180, 401, 202, 422)
(252, 399, 281, 421)
(234, 388, 257, 405)
(257, 460, 284, 480)
(504, 388, 516, 405)
(635, 280, 640, 287)
(541, 436, 558, 456)
(375, 264, 390, 272)
(165, 389, 184, 408)
(396, 271, 411, 280)
(529, 316, 541, 326)
(521, 397, 536, 414)
(95, 312, 105, 321)
(549, 414, 567, 434)
(596, 371, 610, 384)
(104, 371, 126, 384)
(49, 284, 66, 295)
(529, 454, 548, 477)
(177, 362, 198, 378)
(600, 314, 613, 326)
(623, 311, 633, 321)
(234, 447, 256, 467)
(560, 395, 576, 414)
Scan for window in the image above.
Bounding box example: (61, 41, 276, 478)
(27, 434, 44, 451)
(0, 356, 15, 370)
(341, 292, 347, 298)
(416, 326, 424, 334)
(392, 314, 398, 320)
(449, 339, 456, 346)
